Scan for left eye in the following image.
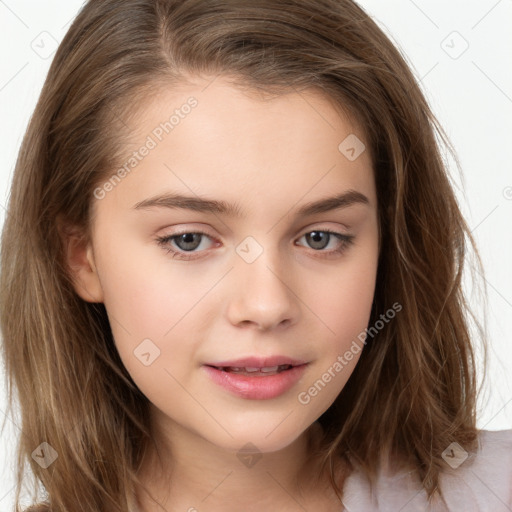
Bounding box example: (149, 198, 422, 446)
(156, 229, 354, 260)
(297, 230, 350, 251)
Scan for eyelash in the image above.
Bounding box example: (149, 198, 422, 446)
(155, 229, 355, 261)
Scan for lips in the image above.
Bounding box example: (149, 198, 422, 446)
(202, 355, 309, 399)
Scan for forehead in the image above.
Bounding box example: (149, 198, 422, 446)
(93, 75, 375, 219)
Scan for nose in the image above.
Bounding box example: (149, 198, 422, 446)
(225, 247, 301, 331)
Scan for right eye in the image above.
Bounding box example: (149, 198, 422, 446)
(155, 231, 218, 260)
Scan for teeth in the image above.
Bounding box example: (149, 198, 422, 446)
(217, 364, 292, 373)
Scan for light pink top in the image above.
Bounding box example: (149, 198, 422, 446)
(341, 429, 512, 511)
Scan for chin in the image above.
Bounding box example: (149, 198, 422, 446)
(204, 418, 313, 455)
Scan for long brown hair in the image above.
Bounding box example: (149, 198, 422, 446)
(0, 0, 487, 510)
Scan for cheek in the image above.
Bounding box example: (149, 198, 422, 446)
(93, 238, 204, 383)
(100, 268, 208, 408)
(296, 255, 377, 413)
(97, 229, 211, 338)
(326, 273, 375, 341)
(317, 251, 378, 347)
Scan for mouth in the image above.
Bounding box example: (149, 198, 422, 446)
(202, 360, 309, 400)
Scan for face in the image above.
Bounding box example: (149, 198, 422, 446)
(71, 75, 379, 455)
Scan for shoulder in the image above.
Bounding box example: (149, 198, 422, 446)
(436, 429, 512, 510)
(456, 428, 512, 477)
(341, 429, 512, 511)
(475, 427, 512, 452)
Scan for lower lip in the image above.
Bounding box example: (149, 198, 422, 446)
(202, 364, 308, 400)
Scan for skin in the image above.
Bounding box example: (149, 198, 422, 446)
(66, 75, 380, 511)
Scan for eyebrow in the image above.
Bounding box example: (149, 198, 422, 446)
(132, 189, 369, 217)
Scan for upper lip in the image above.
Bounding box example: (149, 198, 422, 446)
(205, 356, 308, 368)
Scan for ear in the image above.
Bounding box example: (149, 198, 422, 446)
(58, 218, 104, 303)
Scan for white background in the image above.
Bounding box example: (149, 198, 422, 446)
(0, 0, 511, 507)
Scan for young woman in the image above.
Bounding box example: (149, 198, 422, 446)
(1, 0, 511, 510)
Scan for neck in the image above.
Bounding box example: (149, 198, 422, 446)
(135, 411, 339, 511)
